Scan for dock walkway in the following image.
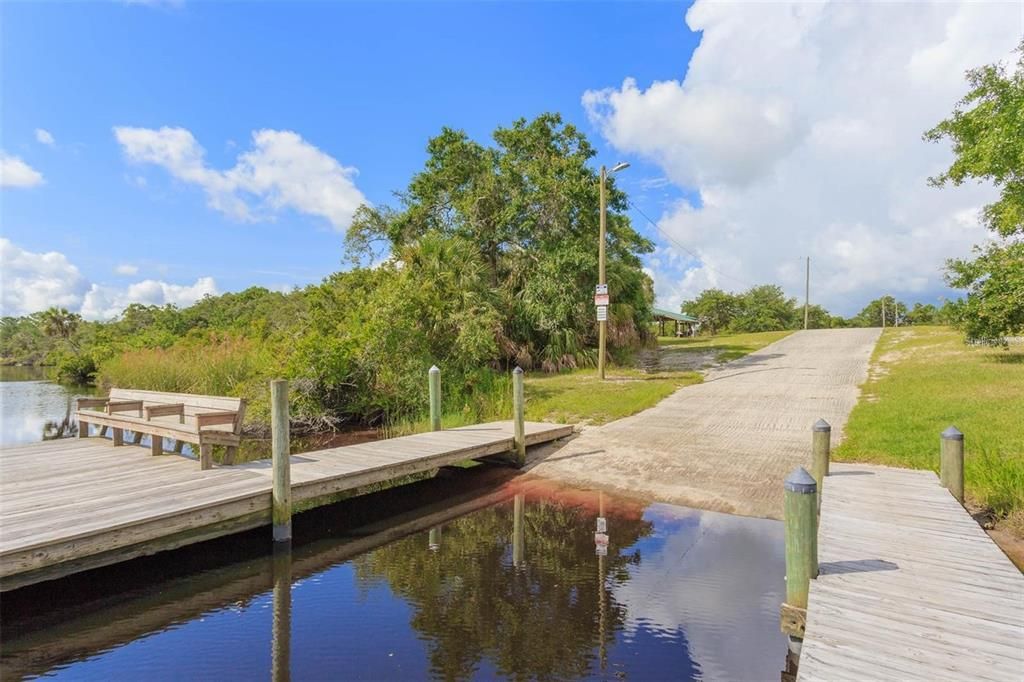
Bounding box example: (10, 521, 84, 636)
(798, 463, 1024, 681)
(0, 421, 572, 591)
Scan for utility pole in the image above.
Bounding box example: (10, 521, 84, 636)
(804, 256, 810, 330)
(881, 297, 886, 329)
(598, 165, 607, 380)
(894, 297, 900, 327)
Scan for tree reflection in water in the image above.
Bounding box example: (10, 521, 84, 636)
(352, 483, 654, 680)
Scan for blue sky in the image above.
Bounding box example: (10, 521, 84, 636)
(1, 1, 699, 316)
(2, 1, 1019, 318)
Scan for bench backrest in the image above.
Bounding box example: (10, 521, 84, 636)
(108, 388, 246, 434)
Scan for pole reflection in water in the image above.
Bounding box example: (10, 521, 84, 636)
(597, 490, 608, 672)
(272, 545, 292, 682)
(512, 494, 525, 568)
(428, 527, 441, 552)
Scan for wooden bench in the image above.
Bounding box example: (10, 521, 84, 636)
(76, 388, 246, 469)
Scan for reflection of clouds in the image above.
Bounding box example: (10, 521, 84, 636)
(614, 503, 786, 681)
(0, 380, 83, 446)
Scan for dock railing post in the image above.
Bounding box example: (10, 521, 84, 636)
(512, 367, 526, 467)
(271, 379, 291, 543)
(940, 426, 964, 504)
(811, 419, 831, 510)
(781, 467, 817, 643)
(429, 365, 441, 431)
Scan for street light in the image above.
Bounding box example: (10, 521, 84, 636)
(598, 161, 630, 380)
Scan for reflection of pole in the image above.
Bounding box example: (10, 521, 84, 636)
(598, 491, 607, 671)
(272, 545, 292, 682)
(428, 527, 441, 551)
(512, 494, 525, 567)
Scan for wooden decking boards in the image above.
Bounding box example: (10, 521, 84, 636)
(0, 421, 572, 591)
(798, 463, 1024, 682)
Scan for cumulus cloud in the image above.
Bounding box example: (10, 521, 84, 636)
(115, 263, 139, 276)
(0, 239, 89, 314)
(584, 1, 1021, 314)
(35, 129, 55, 147)
(114, 126, 368, 231)
(0, 238, 217, 320)
(0, 154, 44, 188)
(81, 277, 217, 320)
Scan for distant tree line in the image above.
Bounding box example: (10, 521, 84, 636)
(679, 285, 960, 336)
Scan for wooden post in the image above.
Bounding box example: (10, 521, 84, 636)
(512, 494, 525, 567)
(150, 434, 162, 456)
(271, 379, 291, 543)
(512, 367, 526, 467)
(199, 442, 213, 470)
(784, 467, 818, 610)
(811, 418, 831, 509)
(428, 365, 441, 432)
(112, 427, 123, 446)
(941, 426, 964, 504)
(79, 420, 88, 438)
(271, 545, 292, 682)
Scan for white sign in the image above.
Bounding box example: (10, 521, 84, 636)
(594, 293, 610, 306)
(596, 305, 608, 322)
(595, 544, 608, 557)
(594, 532, 609, 546)
(596, 517, 607, 533)
(595, 284, 608, 295)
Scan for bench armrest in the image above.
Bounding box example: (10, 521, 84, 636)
(196, 411, 239, 430)
(107, 400, 144, 415)
(145, 403, 185, 422)
(77, 397, 109, 410)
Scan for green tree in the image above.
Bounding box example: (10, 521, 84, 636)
(681, 288, 740, 335)
(926, 42, 1024, 340)
(852, 296, 905, 328)
(906, 302, 939, 325)
(345, 113, 654, 371)
(730, 284, 800, 333)
(39, 307, 81, 346)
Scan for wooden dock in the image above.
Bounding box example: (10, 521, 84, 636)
(797, 463, 1024, 681)
(0, 421, 572, 591)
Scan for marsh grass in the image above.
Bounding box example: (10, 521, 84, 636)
(835, 326, 1024, 532)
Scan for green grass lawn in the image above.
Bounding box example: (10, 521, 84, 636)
(835, 326, 1024, 533)
(523, 368, 701, 425)
(656, 330, 794, 361)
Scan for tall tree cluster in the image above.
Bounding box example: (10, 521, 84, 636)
(926, 41, 1024, 343)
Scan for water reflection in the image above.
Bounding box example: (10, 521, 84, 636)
(0, 367, 97, 446)
(0, 471, 786, 681)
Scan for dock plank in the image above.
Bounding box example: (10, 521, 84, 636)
(0, 420, 571, 590)
(797, 463, 1024, 682)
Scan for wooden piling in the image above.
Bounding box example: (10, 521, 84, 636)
(271, 379, 291, 543)
(512, 367, 526, 467)
(150, 434, 162, 456)
(512, 494, 525, 567)
(784, 467, 818, 610)
(428, 365, 441, 432)
(79, 421, 88, 438)
(112, 427, 123, 447)
(941, 426, 964, 504)
(271, 545, 292, 682)
(811, 419, 831, 509)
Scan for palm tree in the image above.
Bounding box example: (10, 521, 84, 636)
(39, 307, 82, 349)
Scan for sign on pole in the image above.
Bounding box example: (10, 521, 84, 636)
(594, 293, 610, 306)
(596, 305, 608, 322)
(596, 517, 607, 533)
(595, 284, 608, 295)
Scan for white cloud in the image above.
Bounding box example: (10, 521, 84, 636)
(0, 239, 217, 320)
(584, 1, 1021, 314)
(115, 264, 139, 276)
(81, 277, 217, 320)
(0, 239, 89, 315)
(0, 154, 44, 188)
(35, 129, 55, 147)
(114, 126, 368, 231)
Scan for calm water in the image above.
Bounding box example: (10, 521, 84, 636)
(0, 375, 788, 681)
(0, 367, 98, 446)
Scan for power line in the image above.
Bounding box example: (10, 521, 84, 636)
(627, 200, 756, 289)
